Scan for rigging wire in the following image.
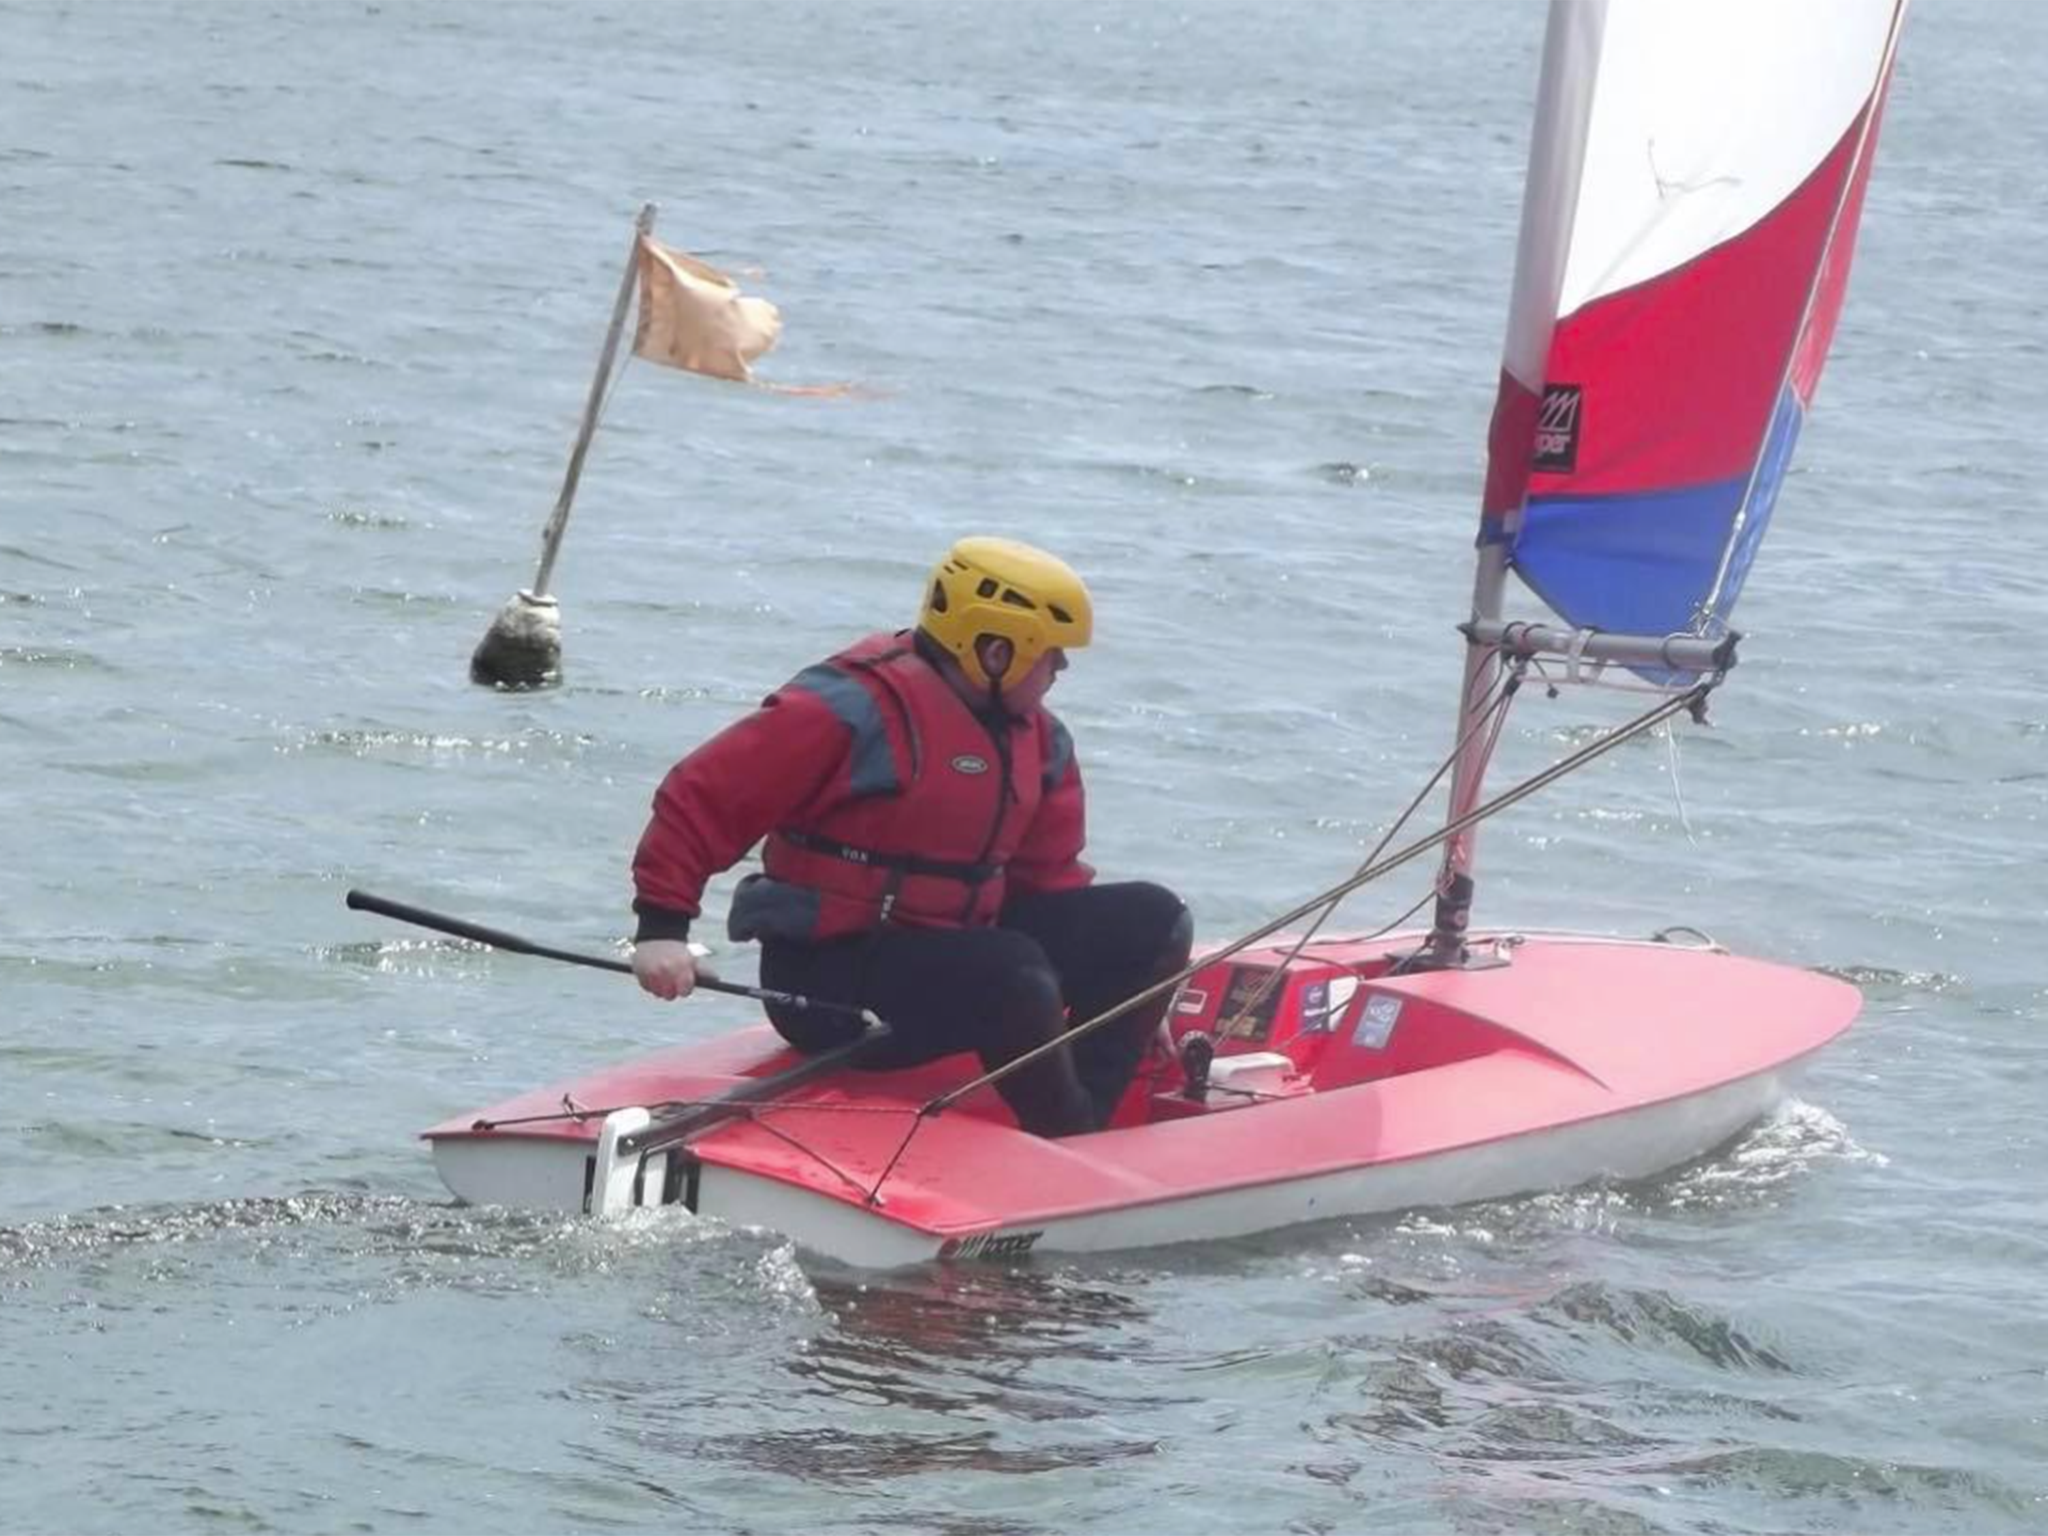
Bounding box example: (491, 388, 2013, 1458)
(472, 1095, 921, 1133)
(575, 661, 1719, 1207)
(743, 1115, 890, 1205)
(1663, 720, 1698, 844)
(1211, 654, 1530, 1041)
(924, 671, 1718, 1123)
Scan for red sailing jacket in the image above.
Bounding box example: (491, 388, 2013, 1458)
(632, 631, 1092, 943)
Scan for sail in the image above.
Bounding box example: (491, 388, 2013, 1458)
(1481, 0, 1908, 642)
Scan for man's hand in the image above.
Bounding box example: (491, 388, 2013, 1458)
(633, 939, 699, 1000)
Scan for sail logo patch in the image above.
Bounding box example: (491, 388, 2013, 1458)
(1533, 383, 1582, 473)
(950, 754, 990, 775)
(939, 1228, 1043, 1261)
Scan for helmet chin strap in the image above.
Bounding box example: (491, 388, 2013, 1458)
(976, 636, 1014, 708)
(982, 666, 1019, 718)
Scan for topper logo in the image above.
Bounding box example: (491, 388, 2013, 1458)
(1533, 383, 1582, 473)
(939, 1229, 1044, 1261)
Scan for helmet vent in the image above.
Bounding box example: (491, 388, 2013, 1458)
(929, 581, 948, 614)
(1048, 604, 1073, 624)
(976, 578, 999, 599)
(999, 589, 1037, 610)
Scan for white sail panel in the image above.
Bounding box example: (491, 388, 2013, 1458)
(1559, 0, 1900, 318)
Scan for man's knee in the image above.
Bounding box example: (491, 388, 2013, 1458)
(978, 930, 1062, 1032)
(1156, 901, 1193, 972)
(1119, 881, 1192, 975)
(1000, 954, 1065, 1028)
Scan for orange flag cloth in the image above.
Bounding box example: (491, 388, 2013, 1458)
(631, 237, 860, 396)
(632, 238, 782, 382)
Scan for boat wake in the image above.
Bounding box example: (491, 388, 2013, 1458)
(0, 1188, 771, 1295)
(1288, 1100, 1877, 1261)
(1656, 1099, 1883, 1211)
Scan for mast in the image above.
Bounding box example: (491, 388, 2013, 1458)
(1419, 546, 1510, 965)
(1420, 0, 1604, 965)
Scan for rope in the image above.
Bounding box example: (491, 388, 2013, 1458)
(923, 675, 1715, 1118)
(472, 1094, 685, 1131)
(509, 665, 1717, 1209)
(1663, 720, 1699, 845)
(475, 1084, 921, 1211)
(864, 1109, 936, 1206)
(743, 1115, 889, 1205)
(1211, 655, 1529, 1040)
(471, 1093, 921, 1133)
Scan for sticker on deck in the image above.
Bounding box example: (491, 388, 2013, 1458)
(1217, 966, 1281, 1042)
(1351, 993, 1403, 1051)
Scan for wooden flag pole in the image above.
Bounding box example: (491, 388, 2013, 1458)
(470, 202, 658, 688)
(529, 201, 657, 600)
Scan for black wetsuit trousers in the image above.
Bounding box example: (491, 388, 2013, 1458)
(759, 881, 1192, 1137)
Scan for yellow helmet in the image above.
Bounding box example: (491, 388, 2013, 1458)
(919, 536, 1094, 693)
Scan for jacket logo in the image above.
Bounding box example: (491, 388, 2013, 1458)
(950, 754, 990, 775)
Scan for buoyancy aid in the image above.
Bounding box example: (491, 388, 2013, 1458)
(728, 632, 1078, 942)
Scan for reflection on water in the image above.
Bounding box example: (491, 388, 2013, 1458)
(725, 1421, 1156, 1486)
(615, 1264, 1179, 1491)
(810, 1264, 1149, 1367)
(782, 1265, 1178, 1433)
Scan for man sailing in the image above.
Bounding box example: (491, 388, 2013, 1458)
(631, 537, 1192, 1136)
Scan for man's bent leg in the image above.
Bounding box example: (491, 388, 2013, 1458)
(762, 927, 1095, 1137)
(968, 953, 1097, 1137)
(1001, 881, 1195, 1126)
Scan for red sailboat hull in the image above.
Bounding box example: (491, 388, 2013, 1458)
(424, 931, 1856, 1267)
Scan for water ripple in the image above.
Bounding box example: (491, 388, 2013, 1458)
(1533, 1283, 1795, 1373)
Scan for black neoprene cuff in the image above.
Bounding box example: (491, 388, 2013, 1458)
(632, 901, 695, 944)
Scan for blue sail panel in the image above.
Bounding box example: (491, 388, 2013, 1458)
(1513, 477, 1745, 638)
(1514, 382, 1811, 639)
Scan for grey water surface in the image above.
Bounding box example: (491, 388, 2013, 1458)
(4, 1, 2044, 1532)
